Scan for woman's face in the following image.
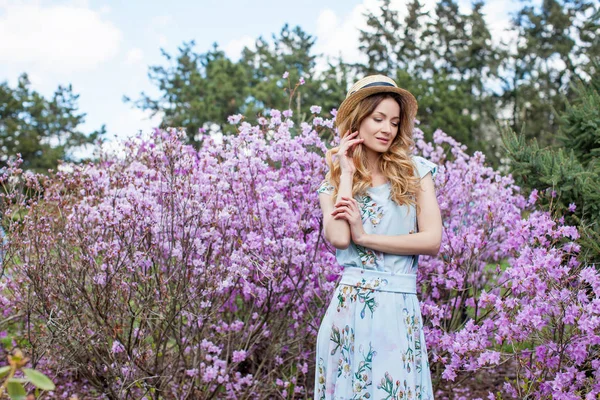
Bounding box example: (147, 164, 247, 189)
(357, 97, 400, 155)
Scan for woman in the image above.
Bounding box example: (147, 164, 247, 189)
(315, 75, 441, 399)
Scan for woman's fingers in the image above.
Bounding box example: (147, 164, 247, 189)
(339, 197, 358, 211)
(340, 131, 359, 145)
(331, 206, 349, 216)
(334, 200, 353, 210)
(332, 210, 350, 220)
(346, 138, 364, 147)
(340, 138, 364, 157)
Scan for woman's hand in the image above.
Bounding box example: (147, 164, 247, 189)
(331, 196, 366, 244)
(338, 131, 363, 175)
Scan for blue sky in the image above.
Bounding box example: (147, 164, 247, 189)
(0, 0, 522, 148)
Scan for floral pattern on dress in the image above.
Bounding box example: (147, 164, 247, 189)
(378, 373, 415, 400)
(357, 194, 384, 228)
(352, 343, 376, 399)
(330, 325, 355, 378)
(401, 307, 424, 375)
(356, 245, 382, 268)
(317, 287, 434, 399)
(336, 278, 387, 318)
(336, 285, 357, 312)
(316, 357, 327, 400)
(318, 180, 335, 195)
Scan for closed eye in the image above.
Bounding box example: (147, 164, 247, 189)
(374, 118, 399, 127)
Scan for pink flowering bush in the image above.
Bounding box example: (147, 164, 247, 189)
(415, 128, 600, 399)
(0, 105, 599, 399)
(1, 118, 339, 398)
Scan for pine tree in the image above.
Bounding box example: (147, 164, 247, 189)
(127, 41, 248, 143)
(500, 0, 600, 147)
(0, 74, 104, 173)
(130, 26, 348, 142)
(501, 71, 600, 264)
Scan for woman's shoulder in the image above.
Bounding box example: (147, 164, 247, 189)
(411, 154, 438, 180)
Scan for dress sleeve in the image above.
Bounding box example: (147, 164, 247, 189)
(317, 180, 335, 195)
(412, 155, 438, 180)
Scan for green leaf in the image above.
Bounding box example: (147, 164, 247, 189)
(6, 380, 26, 400)
(7, 378, 28, 384)
(22, 368, 55, 391)
(0, 365, 10, 378)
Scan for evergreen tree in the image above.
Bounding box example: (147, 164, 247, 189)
(239, 24, 345, 120)
(500, 0, 600, 146)
(127, 41, 248, 143)
(358, 0, 402, 75)
(131, 25, 349, 142)
(502, 72, 600, 264)
(0, 74, 104, 173)
(558, 72, 600, 166)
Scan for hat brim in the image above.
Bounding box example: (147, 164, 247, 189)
(336, 86, 418, 130)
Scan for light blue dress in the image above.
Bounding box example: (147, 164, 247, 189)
(315, 155, 437, 400)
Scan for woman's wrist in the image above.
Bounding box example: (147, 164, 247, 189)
(340, 171, 355, 180)
(353, 231, 368, 246)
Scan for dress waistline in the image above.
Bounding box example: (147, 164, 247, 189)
(339, 268, 417, 294)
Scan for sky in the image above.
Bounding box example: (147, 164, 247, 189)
(0, 0, 525, 147)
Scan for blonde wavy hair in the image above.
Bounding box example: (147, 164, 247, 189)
(325, 93, 421, 210)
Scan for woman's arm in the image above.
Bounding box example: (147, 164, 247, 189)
(338, 173, 442, 256)
(319, 172, 354, 249)
(319, 130, 364, 250)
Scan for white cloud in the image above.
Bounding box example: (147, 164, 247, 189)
(69, 0, 91, 8)
(107, 107, 164, 140)
(313, 4, 368, 69)
(125, 48, 144, 66)
(0, 2, 122, 73)
(224, 35, 255, 61)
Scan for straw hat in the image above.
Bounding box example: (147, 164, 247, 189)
(336, 75, 418, 127)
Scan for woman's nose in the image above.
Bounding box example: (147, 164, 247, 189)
(382, 121, 392, 133)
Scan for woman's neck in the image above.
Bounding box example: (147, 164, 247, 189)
(364, 147, 382, 176)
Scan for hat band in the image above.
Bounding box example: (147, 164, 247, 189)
(350, 81, 396, 95)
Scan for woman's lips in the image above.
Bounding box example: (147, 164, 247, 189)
(376, 138, 389, 144)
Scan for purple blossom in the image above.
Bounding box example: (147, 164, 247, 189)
(282, 71, 289, 79)
(227, 114, 243, 125)
(310, 105, 321, 114)
(568, 203, 577, 212)
(528, 189, 539, 205)
(111, 341, 125, 354)
(232, 350, 247, 363)
(298, 77, 305, 85)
